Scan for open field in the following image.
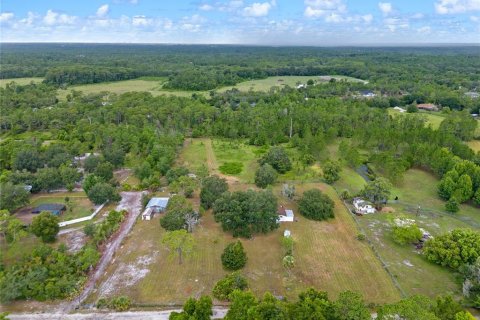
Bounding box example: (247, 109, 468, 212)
(388, 108, 446, 129)
(217, 75, 366, 93)
(15, 192, 95, 224)
(391, 168, 480, 227)
(56, 77, 203, 100)
(467, 140, 480, 152)
(0, 77, 43, 87)
(88, 179, 400, 305)
(178, 138, 209, 173)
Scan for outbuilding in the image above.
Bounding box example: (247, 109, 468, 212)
(31, 203, 66, 216)
(142, 197, 169, 221)
(278, 206, 295, 222)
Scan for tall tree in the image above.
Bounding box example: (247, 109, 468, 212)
(162, 229, 194, 265)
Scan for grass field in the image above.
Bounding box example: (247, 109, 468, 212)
(56, 77, 195, 100)
(467, 140, 480, 152)
(388, 108, 445, 129)
(16, 192, 95, 223)
(218, 75, 366, 93)
(0, 77, 43, 87)
(89, 180, 400, 305)
(178, 138, 209, 173)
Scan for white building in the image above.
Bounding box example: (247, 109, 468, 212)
(278, 206, 295, 222)
(353, 198, 376, 215)
(142, 197, 169, 221)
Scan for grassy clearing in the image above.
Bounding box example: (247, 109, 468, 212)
(15, 192, 95, 224)
(56, 77, 203, 100)
(356, 212, 462, 298)
(391, 168, 480, 227)
(388, 108, 446, 129)
(178, 138, 209, 173)
(0, 77, 43, 87)
(211, 139, 263, 183)
(467, 140, 480, 153)
(218, 75, 366, 93)
(90, 181, 399, 305)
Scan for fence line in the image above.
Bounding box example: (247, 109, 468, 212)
(58, 203, 106, 227)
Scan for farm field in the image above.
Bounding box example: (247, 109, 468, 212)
(0, 77, 43, 87)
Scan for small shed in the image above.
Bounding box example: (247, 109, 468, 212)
(284, 230, 291, 237)
(32, 203, 66, 216)
(278, 206, 295, 222)
(146, 197, 169, 213)
(142, 197, 169, 221)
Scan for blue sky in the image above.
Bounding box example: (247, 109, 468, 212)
(1, 0, 479, 44)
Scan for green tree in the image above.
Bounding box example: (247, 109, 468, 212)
(213, 271, 249, 301)
(160, 195, 195, 231)
(298, 189, 335, 221)
(31, 211, 59, 243)
(454, 312, 476, 320)
(334, 290, 371, 320)
(423, 229, 480, 269)
(162, 229, 194, 265)
(82, 174, 103, 194)
(60, 166, 82, 191)
(445, 198, 460, 213)
(0, 210, 27, 245)
(249, 292, 288, 320)
(377, 295, 438, 320)
(200, 175, 228, 209)
(254, 163, 277, 188)
(94, 162, 114, 181)
(289, 288, 334, 320)
(360, 177, 392, 209)
(36, 167, 63, 192)
(84, 155, 101, 173)
(213, 190, 279, 238)
(260, 147, 292, 173)
(0, 182, 29, 212)
(432, 295, 463, 320)
(170, 296, 213, 320)
(322, 160, 341, 184)
(13, 149, 42, 172)
(221, 241, 247, 270)
(87, 182, 121, 205)
(225, 290, 258, 320)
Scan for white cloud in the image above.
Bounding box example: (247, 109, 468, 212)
(199, 4, 214, 11)
(411, 13, 424, 19)
(0, 12, 14, 23)
(304, 0, 347, 18)
(384, 17, 409, 31)
(19, 12, 37, 26)
(378, 2, 393, 15)
(96, 4, 109, 18)
(362, 14, 373, 23)
(243, 2, 274, 17)
(417, 26, 432, 33)
(471, 15, 480, 21)
(132, 15, 152, 26)
(130, 0, 139, 4)
(435, 0, 480, 14)
(43, 10, 76, 26)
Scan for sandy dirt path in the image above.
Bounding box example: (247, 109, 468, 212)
(63, 192, 144, 312)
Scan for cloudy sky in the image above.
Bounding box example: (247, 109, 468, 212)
(1, 0, 479, 44)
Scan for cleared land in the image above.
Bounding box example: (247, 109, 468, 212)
(467, 140, 480, 152)
(388, 108, 446, 129)
(88, 139, 400, 306)
(0, 77, 43, 87)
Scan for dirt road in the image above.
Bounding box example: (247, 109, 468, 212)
(9, 308, 228, 319)
(63, 192, 145, 312)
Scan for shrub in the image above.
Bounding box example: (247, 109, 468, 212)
(340, 190, 351, 200)
(392, 224, 422, 245)
(212, 272, 249, 301)
(260, 147, 292, 173)
(357, 233, 366, 241)
(108, 296, 131, 311)
(31, 211, 60, 243)
(446, 198, 459, 213)
(298, 189, 335, 221)
(222, 241, 247, 270)
(200, 175, 228, 209)
(219, 162, 243, 175)
(322, 160, 341, 184)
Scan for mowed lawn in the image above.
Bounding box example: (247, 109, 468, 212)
(388, 108, 446, 129)
(178, 138, 209, 173)
(90, 181, 400, 305)
(16, 192, 95, 223)
(0, 77, 43, 87)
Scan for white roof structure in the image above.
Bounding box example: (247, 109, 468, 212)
(146, 197, 169, 209)
(284, 230, 291, 237)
